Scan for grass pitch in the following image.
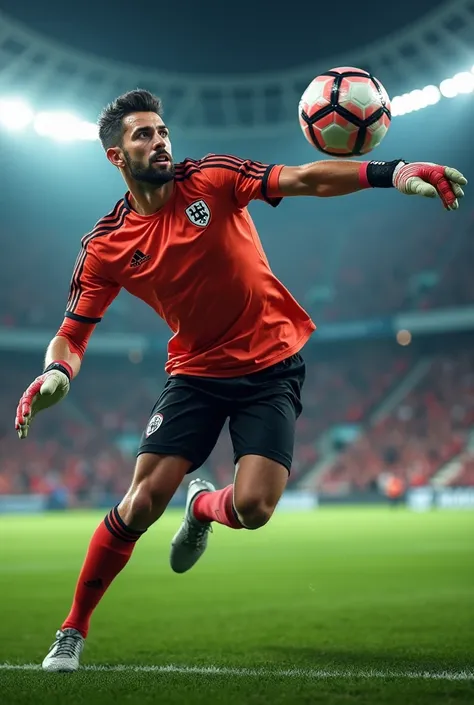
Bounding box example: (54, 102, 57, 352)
(0, 507, 473, 704)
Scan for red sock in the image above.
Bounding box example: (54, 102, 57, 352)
(62, 506, 145, 637)
(193, 484, 243, 529)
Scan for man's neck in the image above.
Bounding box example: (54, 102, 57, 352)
(127, 180, 174, 215)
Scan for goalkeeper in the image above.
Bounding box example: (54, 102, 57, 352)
(14, 88, 467, 673)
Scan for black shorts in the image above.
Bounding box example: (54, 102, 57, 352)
(137, 352, 306, 473)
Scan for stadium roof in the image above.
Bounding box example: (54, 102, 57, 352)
(0, 0, 451, 74)
(0, 0, 472, 137)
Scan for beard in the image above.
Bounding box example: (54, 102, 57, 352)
(123, 149, 175, 186)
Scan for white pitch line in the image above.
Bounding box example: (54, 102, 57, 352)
(0, 663, 473, 681)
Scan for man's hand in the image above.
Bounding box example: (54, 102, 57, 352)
(393, 162, 467, 210)
(15, 370, 70, 439)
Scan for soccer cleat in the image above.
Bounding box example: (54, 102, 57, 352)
(170, 478, 215, 574)
(42, 628, 84, 672)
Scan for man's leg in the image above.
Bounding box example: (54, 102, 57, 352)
(192, 454, 288, 529)
(42, 453, 190, 671)
(169, 406, 293, 573)
(172, 429, 284, 575)
(232, 454, 289, 528)
(194, 354, 304, 531)
(171, 354, 305, 571)
(44, 372, 226, 671)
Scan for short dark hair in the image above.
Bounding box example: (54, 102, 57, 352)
(98, 89, 163, 150)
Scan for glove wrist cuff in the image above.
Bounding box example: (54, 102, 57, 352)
(363, 160, 408, 188)
(44, 360, 73, 382)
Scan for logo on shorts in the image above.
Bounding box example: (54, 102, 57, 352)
(145, 413, 163, 437)
(185, 200, 211, 227)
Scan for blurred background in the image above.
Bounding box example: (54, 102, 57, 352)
(1, 4, 474, 703)
(0, 0, 473, 514)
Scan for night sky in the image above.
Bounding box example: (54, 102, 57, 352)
(0, 0, 445, 74)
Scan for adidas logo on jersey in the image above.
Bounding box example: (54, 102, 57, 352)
(130, 249, 151, 267)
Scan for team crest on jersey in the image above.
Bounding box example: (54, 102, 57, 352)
(145, 413, 163, 437)
(185, 200, 211, 227)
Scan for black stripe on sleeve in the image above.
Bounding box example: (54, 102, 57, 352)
(68, 205, 128, 313)
(202, 155, 267, 177)
(64, 311, 102, 324)
(261, 164, 283, 207)
(199, 163, 265, 181)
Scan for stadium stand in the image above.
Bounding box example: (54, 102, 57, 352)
(0, 344, 418, 501)
(3, 338, 474, 504)
(316, 351, 474, 494)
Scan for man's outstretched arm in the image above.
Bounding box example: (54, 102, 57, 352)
(277, 159, 467, 210)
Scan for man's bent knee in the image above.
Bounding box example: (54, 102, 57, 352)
(234, 496, 275, 529)
(124, 478, 166, 526)
(119, 454, 191, 531)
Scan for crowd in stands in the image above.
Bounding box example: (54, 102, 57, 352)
(318, 208, 474, 322)
(0, 345, 411, 503)
(449, 454, 474, 486)
(1, 344, 474, 505)
(317, 352, 474, 493)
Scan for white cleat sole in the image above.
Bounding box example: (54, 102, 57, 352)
(42, 662, 78, 673)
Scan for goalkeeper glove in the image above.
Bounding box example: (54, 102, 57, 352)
(393, 161, 467, 210)
(15, 361, 72, 439)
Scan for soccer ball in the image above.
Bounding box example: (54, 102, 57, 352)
(298, 67, 391, 157)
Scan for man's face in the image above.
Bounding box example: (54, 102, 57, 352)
(113, 112, 174, 186)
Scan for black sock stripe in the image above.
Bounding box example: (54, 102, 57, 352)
(107, 511, 139, 541)
(112, 506, 145, 536)
(103, 514, 138, 542)
(107, 512, 132, 540)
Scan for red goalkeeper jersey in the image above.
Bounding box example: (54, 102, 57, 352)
(60, 154, 316, 377)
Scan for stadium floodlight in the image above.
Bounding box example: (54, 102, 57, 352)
(390, 85, 440, 116)
(34, 111, 96, 142)
(0, 98, 34, 131)
(408, 89, 426, 111)
(421, 85, 441, 106)
(77, 121, 99, 141)
(388, 84, 440, 117)
(439, 79, 459, 98)
(451, 72, 474, 94)
(391, 94, 409, 116)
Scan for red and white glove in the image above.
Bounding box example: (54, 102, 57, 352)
(15, 362, 72, 439)
(393, 162, 467, 211)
